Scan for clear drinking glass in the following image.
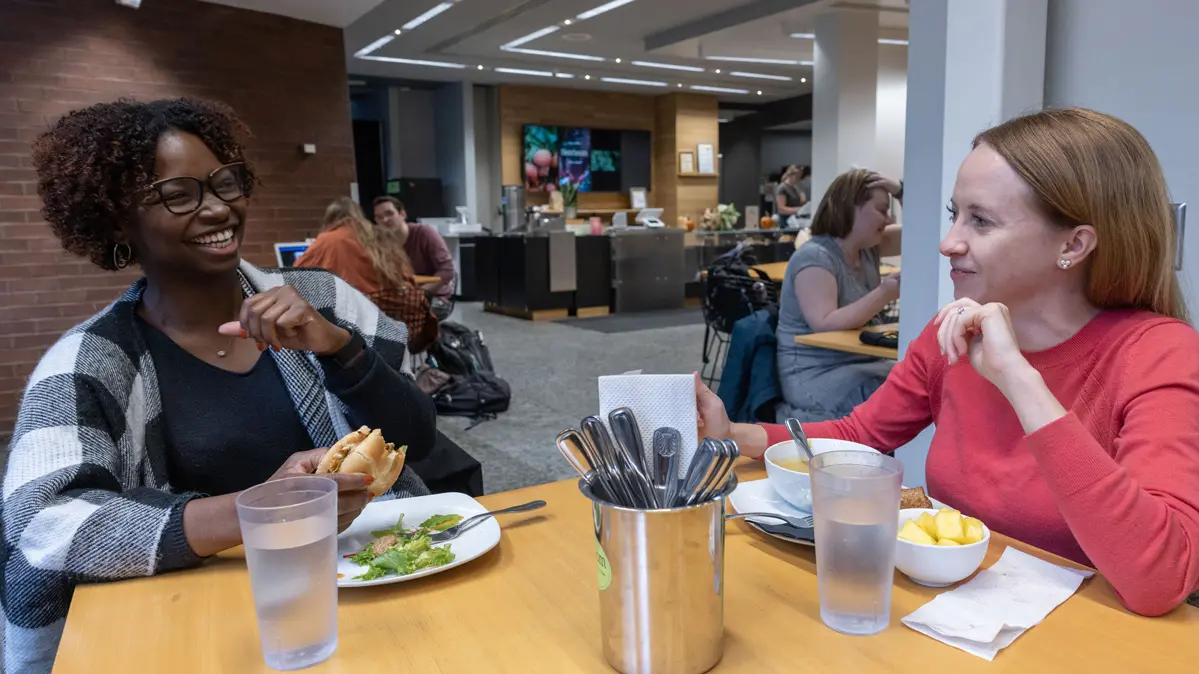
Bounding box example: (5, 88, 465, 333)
(810, 450, 903, 635)
(237, 476, 339, 670)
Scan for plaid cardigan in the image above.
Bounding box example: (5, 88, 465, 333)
(1, 262, 429, 673)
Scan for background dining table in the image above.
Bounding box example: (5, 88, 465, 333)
(52, 462, 1199, 673)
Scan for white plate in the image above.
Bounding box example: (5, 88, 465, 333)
(728, 478, 816, 547)
(337, 492, 500, 588)
(728, 478, 947, 547)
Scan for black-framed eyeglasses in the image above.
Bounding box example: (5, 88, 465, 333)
(145, 162, 249, 215)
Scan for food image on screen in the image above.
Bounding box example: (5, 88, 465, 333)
(559, 127, 592, 191)
(523, 125, 560, 193)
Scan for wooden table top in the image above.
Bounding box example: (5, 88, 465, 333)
(54, 462, 1199, 673)
(751, 261, 899, 283)
(795, 322, 900, 360)
(413, 274, 441, 286)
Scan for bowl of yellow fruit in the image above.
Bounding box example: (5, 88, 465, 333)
(895, 507, 990, 587)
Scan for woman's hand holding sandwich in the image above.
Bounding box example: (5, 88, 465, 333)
(271, 447, 374, 532)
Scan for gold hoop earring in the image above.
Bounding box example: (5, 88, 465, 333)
(113, 242, 132, 270)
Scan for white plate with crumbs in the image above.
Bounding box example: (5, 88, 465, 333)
(337, 492, 500, 588)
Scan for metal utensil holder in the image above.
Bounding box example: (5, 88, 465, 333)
(581, 474, 731, 674)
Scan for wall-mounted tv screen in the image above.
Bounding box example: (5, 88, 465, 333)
(523, 124, 651, 194)
(523, 124, 560, 193)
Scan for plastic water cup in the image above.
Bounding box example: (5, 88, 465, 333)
(237, 476, 339, 670)
(810, 450, 903, 635)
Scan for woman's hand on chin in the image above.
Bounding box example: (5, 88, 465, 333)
(934, 299, 1036, 395)
(219, 285, 350, 356)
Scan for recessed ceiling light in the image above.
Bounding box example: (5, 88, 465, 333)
(730, 71, 792, 81)
(690, 85, 748, 94)
(358, 55, 466, 69)
(756, 90, 762, 95)
(555, 72, 575, 78)
(615, 58, 622, 63)
(630, 60, 704, 72)
(564, 19, 572, 25)
(585, 75, 592, 79)
(705, 56, 801, 65)
(495, 67, 556, 77)
(477, 65, 485, 70)
(714, 69, 721, 74)
(393, 29, 402, 35)
(789, 32, 815, 39)
(402, 2, 454, 30)
(601, 77, 667, 87)
(677, 83, 683, 87)
(801, 77, 807, 83)
(878, 38, 909, 45)
(354, 35, 395, 58)
(577, 0, 638, 20)
(502, 47, 605, 61)
(505, 25, 561, 48)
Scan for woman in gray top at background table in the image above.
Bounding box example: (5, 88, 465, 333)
(776, 169, 902, 422)
(774, 165, 808, 218)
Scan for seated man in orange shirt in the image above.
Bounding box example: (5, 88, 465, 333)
(373, 196, 456, 303)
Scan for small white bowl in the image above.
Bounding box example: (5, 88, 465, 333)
(763, 438, 877, 511)
(894, 507, 990, 587)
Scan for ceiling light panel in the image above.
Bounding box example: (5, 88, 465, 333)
(354, 35, 395, 58)
(705, 56, 801, 65)
(503, 47, 605, 61)
(495, 67, 557, 77)
(630, 60, 704, 72)
(577, 0, 638, 20)
(601, 77, 668, 87)
(690, 85, 749, 94)
(505, 25, 561, 48)
(729, 71, 792, 81)
(402, 2, 454, 30)
(358, 56, 466, 69)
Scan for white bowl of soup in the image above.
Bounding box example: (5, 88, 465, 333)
(763, 438, 878, 511)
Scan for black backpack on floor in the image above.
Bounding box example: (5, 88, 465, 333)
(426, 322, 511, 427)
(429, 321, 494, 375)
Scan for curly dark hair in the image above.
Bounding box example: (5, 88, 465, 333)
(31, 97, 257, 271)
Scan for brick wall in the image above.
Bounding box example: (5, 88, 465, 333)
(0, 0, 356, 433)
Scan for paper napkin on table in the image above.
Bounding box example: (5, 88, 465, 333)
(598, 373, 698, 478)
(901, 547, 1095, 661)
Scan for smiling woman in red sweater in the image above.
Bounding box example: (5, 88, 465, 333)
(699, 107, 1199, 617)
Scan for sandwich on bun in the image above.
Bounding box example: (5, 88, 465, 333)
(316, 426, 406, 497)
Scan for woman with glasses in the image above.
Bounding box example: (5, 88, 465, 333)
(3, 98, 438, 673)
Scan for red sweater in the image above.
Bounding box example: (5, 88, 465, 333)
(763, 310, 1199, 615)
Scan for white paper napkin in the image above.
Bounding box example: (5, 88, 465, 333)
(901, 547, 1095, 660)
(598, 373, 698, 478)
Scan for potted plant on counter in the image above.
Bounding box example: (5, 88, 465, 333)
(559, 177, 580, 220)
(717, 202, 740, 230)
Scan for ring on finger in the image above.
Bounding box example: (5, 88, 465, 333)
(955, 306, 966, 315)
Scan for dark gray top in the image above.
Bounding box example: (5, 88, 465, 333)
(775, 182, 804, 211)
(776, 235, 884, 367)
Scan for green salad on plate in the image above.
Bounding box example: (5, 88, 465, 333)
(347, 513, 463, 581)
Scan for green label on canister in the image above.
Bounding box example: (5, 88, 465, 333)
(596, 539, 612, 591)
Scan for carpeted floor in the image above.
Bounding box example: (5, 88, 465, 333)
(436, 303, 715, 494)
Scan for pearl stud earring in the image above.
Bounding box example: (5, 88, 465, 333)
(1057, 259, 1072, 269)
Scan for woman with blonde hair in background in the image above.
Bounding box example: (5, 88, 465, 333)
(299, 198, 438, 352)
(776, 168, 903, 422)
(700, 107, 1199, 615)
